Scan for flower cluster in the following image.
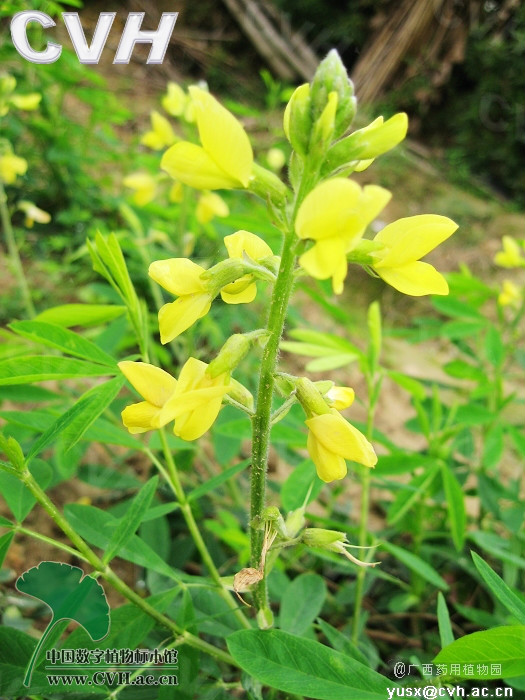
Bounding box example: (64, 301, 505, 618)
(119, 53, 457, 487)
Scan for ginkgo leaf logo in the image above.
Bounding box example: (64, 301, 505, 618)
(16, 561, 110, 687)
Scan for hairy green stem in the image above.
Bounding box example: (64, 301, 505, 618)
(158, 428, 250, 629)
(0, 180, 35, 317)
(250, 231, 298, 617)
(18, 466, 239, 667)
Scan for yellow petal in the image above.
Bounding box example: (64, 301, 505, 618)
(123, 172, 157, 205)
(162, 82, 187, 116)
(118, 361, 177, 407)
(141, 111, 176, 150)
(223, 230, 273, 261)
(189, 86, 253, 187)
(175, 395, 225, 441)
(221, 279, 257, 304)
(10, 93, 41, 110)
(296, 178, 362, 241)
(326, 386, 355, 410)
(307, 431, 347, 482)
(149, 258, 207, 296)
(299, 237, 347, 282)
(357, 185, 392, 232)
(374, 215, 458, 267)
(376, 260, 449, 296)
(121, 401, 162, 433)
(196, 191, 229, 224)
(161, 142, 238, 190)
(158, 294, 212, 344)
(306, 410, 377, 467)
(0, 154, 28, 184)
(160, 385, 231, 425)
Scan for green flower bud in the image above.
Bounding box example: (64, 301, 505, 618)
(207, 334, 251, 378)
(226, 378, 254, 411)
(295, 377, 330, 418)
(0, 433, 25, 471)
(283, 83, 312, 157)
(285, 507, 306, 538)
(309, 49, 357, 140)
(323, 113, 408, 176)
(303, 527, 346, 551)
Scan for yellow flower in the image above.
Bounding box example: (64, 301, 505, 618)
(0, 153, 28, 184)
(295, 178, 391, 294)
(325, 386, 355, 410)
(119, 358, 231, 440)
(9, 93, 41, 111)
(306, 408, 377, 482)
(149, 258, 213, 344)
(351, 114, 408, 171)
(220, 230, 273, 304)
(494, 236, 525, 268)
(18, 200, 51, 227)
(161, 82, 187, 116)
(169, 181, 184, 203)
(161, 86, 253, 190)
(498, 280, 521, 308)
(123, 172, 157, 206)
(141, 111, 177, 150)
(371, 215, 458, 296)
(196, 191, 229, 224)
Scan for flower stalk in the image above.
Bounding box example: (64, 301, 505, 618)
(250, 230, 299, 620)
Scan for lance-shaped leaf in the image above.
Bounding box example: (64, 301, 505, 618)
(16, 562, 110, 687)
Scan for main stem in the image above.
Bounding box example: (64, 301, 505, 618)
(250, 230, 298, 617)
(0, 180, 35, 317)
(159, 429, 250, 629)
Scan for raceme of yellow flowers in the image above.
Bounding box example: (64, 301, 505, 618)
(119, 51, 458, 483)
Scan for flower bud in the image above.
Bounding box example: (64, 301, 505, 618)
(226, 378, 254, 411)
(284, 507, 306, 538)
(295, 377, 330, 418)
(322, 113, 408, 176)
(283, 83, 312, 157)
(207, 334, 251, 378)
(303, 528, 346, 551)
(309, 49, 357, 140)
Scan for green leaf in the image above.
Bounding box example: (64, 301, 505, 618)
(0, 356, 115, 385)
(103, 476, 158, 564)
(287, 329, 360, 354)
(279, 573, 327, 636)
(386, 371, 426, 401)
(59, 376, 125, 453)
(0, 531, 14, 569)
(432, 296, 485, 320)
(306, 354, 358, 372)
(35, 304, 126, 328)
(227, 629, 391, 699)
(188, 459, 250, 502)
(214, 419, 252, 439)
(26, 378, 124, 461)
(434, 626, 525, 678)
(9, 321, 117, 367)
(441, 464, 466, 551)
(0, 626, 82, 696)
(469, 532, 525, 569)
(381, 541, 449, 591)
(437, 592, 454, 648)
(376, 453, 438, 476)
(16, 562, 110, 686)
(387, 464, 440, 524)
(0, 460, 52, 522)
(316, 618, 370, 666)
(444, 360, 486, 382)
(281, 459, 323, 511)
(64, 504, 180, 581)
(482, 424, 504, 469)
(471, 552, 525, 624)
(485, 325, 504, 368)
